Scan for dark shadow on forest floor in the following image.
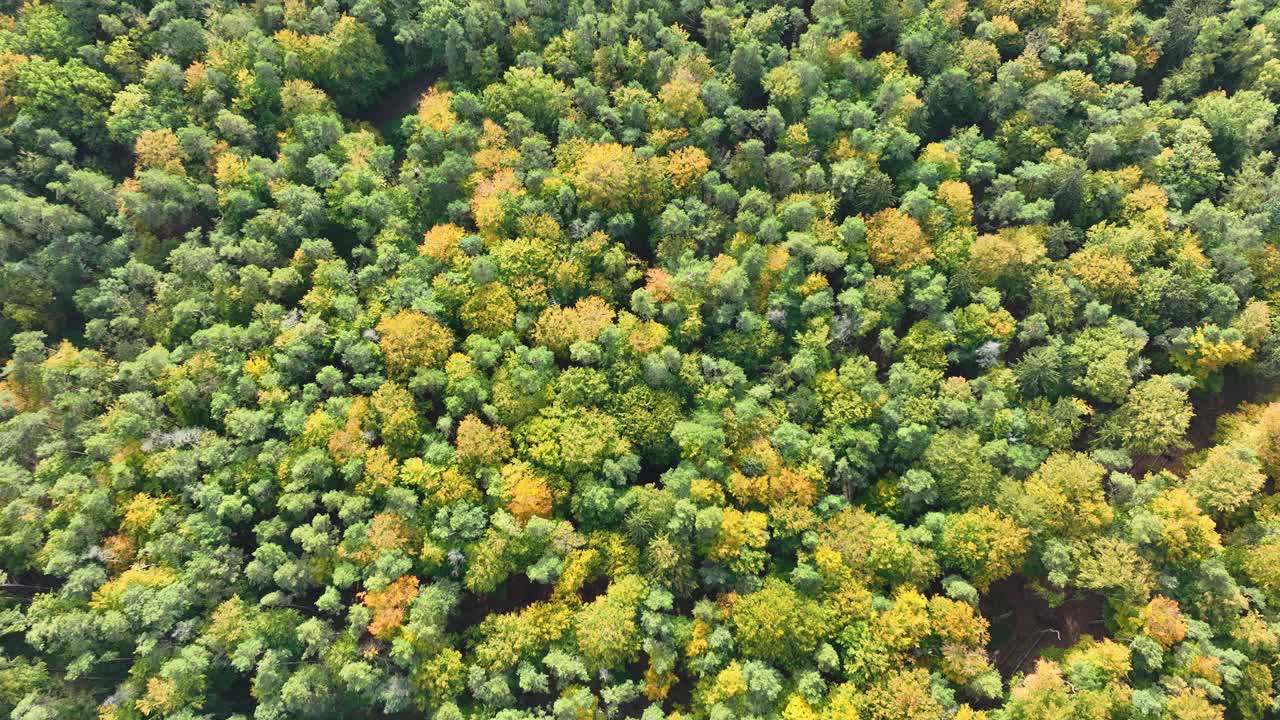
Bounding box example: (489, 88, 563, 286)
(983, 577, 1106, 678)
(355, 68, 443, 136)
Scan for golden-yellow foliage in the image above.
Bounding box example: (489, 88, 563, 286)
(532, 296, 615, 354)
(501, 461, 553, 522)
(1152, 487, 1222, 563)
(937, 179, 974, 222)
(866, 207, 933, 271)
(1140, 595, 1188, 648)
(565, 142, 654, 212)
(454, 414, 513, 466)
(358, 445, 399, 494)
(1173, 325, 1254, 380)
(658, 68, 705, 125)
(417, 87, 456, 135)
(665, 145, 710, 192)
(1069, 245, 1138, 301)
(400, 457, 480, 505)
(377, 310, 454, 376)
(967, 226, 1046, 285)
(474, 600, 573, 671)
(459, 282, 517, 336)
(419, 223, 467, 262)
(134, 129, 186, 174)
(0, 51, 28, 122)
(135, 677, 180, 717)
(91, 566, 178, 610)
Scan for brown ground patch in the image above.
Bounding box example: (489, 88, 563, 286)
(982, 576, 1106, 677)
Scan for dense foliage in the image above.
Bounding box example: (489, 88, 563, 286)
(2, 0, 1280, 718)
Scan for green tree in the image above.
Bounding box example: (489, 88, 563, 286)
(1097, 375, 1193, 456)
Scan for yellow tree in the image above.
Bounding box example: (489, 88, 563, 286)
(454, 414, 513, 467)
(937, 507, 1030, 590)
(664, 145, 711, 193)
(861, 667, 946, 720)
(1253, 402, 1280, 477)
(134, 128, 186, 174)
(532, 296, 615, 355)
(1165, 688, 1225, 720)
(1069, 245, 1138, 302)
(416, 86, 456, 135)
(965, 226, 1046, 286)
(1139, 596, 1188, 648)
(728, 578, 826, 663)
(1017, 452, 1114, 540)
(377, 310, 454, 376)
(937, 179, 974, 223)
(1151, 487, 1221, 564)
(1173, 324, 1254, 381)
(419, 223, 467, 263)
(574, 575, 647, 671)
(866, 207, 933, 271)
(500, 460, 554, 522)
(562, 141, 660, 213)
(1186, 444, 1265, 516)
(658, 68, 706, 125)
(459, 282, 517, 337)
(370, 381, 419, 455)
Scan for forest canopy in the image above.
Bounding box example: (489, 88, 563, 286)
(2, 0, 1280, 718)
